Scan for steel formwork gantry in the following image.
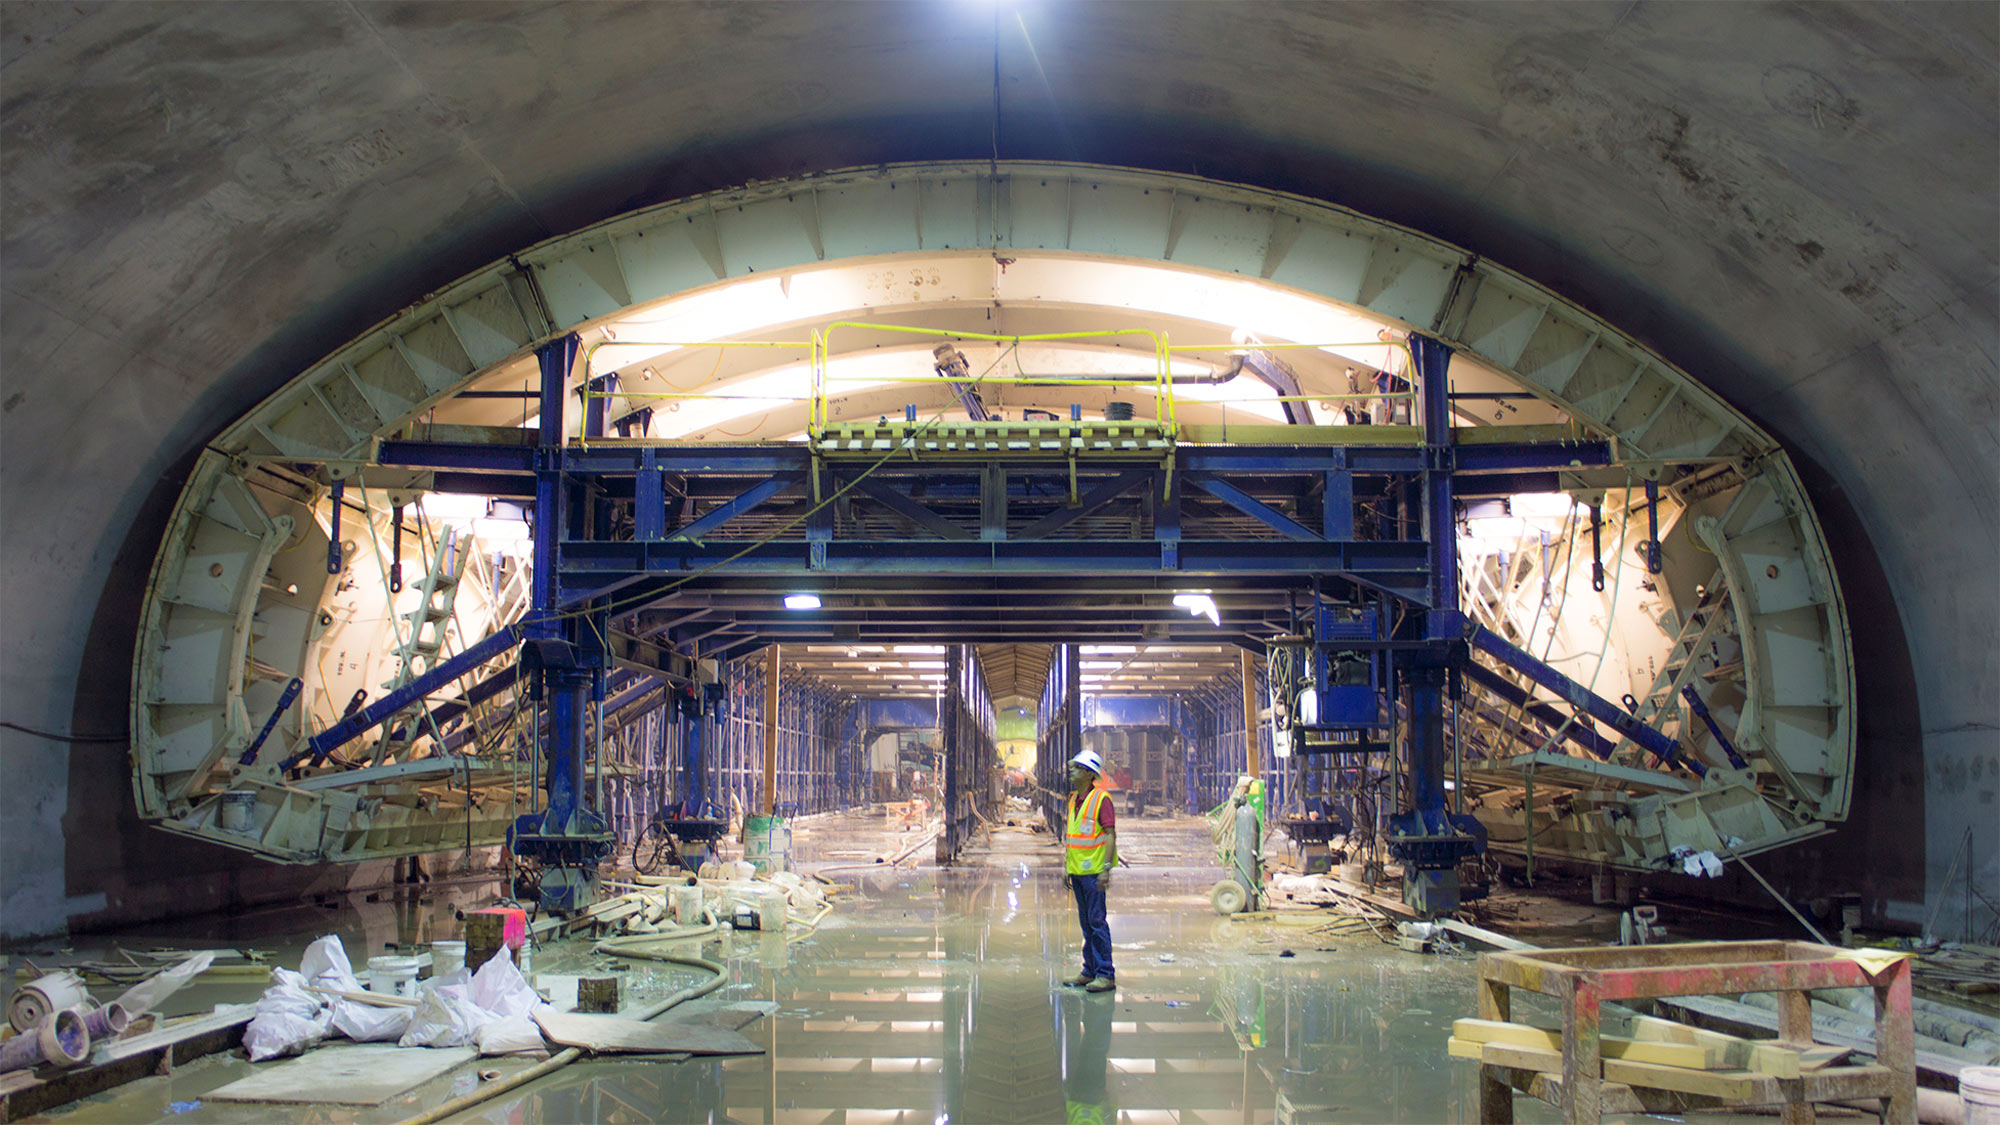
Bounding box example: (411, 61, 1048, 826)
(364, 329, 1634, 914)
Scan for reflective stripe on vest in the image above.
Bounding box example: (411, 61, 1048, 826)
(1065, 790, 1110, 876)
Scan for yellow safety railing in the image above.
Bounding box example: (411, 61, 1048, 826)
(811, 322, 1174, 439)
(574, 339, 816, 448)
(567, 333, 1429, 445)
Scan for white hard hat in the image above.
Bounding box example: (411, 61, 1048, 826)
(1071, 749, 1104, 774)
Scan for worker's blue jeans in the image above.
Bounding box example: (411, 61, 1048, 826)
(1069, 872, 1114, 981)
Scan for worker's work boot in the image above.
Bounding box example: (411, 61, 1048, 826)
(1062, 972, 1093, 987)
(1084, 977, 1116, 993)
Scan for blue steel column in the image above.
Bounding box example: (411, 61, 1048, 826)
(1389, 334, 1486, 916)
(508, 333, 615, 912)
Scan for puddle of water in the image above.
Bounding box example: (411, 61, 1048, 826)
(42, 814, 1562, 1124)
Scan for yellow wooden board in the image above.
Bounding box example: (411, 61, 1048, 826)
(1625, 1013, 1810, 1079)
(1450, 1037, 1768, 1102)
(1451, 1018, 1714, 1069)
(1602, 1057, 1766, 1101)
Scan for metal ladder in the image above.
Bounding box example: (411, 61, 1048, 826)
(1610, 574, 1734, 767)
(370, 526, 470, 765)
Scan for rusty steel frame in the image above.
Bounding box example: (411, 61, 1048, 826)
(1473, 941, 1915, 1125)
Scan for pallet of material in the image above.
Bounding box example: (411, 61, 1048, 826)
(1449, 1034, 1894, 1106)
(0, 1004, 254, 1123)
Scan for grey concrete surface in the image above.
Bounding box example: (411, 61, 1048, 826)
(1, 2, 1993, 938)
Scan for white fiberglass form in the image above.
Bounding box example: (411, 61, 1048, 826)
(131, 162, 1850, 872)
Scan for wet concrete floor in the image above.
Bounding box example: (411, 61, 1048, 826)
(43, 813, 1586, 1124)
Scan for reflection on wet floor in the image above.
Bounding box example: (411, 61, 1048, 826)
(47, 813, 1540, 1124)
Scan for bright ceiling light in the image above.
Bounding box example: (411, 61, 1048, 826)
(420, 492, 489, 523)
(1509, 492, 1575, 520)
(1172, 593, 1221, 626)
(906, 660, 947, 669)
(471, 515, 530, 542)
(893, 645, 945, 654)
(784, 593, 823, 610)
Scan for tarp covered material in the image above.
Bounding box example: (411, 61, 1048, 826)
(241, 937, 550, 1059)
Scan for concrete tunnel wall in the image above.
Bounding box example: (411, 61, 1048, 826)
(1, 2, 1992, 939)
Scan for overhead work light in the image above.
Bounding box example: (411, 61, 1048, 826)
(783, 593, 823, 610)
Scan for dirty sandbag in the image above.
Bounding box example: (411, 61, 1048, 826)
(330, 997, 414, 1043)
(470, 949, 538, 1020)
(110, 951, 217, 1018)
(473, 1010, 549, 1056)
(243, 969, 333, 1061)
(298, 935, 361, 993)
(398, 984, 495, 1048)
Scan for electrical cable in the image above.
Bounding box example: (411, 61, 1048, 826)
(0, 721, 129, 743)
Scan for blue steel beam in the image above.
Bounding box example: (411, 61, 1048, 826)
(1680, 684, 1751, 770)
(1454, 441, 1612, 471)
(377, 439, 1606, 481)
(853, 479, 973, 540)
(1015, 469, 1155, 540)
(1459, 620, 1699, 776)
(289, 625, 522, 768)
(1460, 660, 1619, 760)
(555, 537, 1432, 586)
(1186, 474, 1320, 541)
(671, 473, 802, 542)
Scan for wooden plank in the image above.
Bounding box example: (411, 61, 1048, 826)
(205, 1045, 475, 1105)
(1456, 1036, 1785, 1103)
(1659, 993, 1971, 1084)
(533, 1010, 763, 1056)
(1452, 1018, 1714, 1069)
(0, 1005, 253, 1122)
(1626, 1013, 1802, 1078)
(1602, 1057, 1769, 1101)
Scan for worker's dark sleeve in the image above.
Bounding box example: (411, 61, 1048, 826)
(1098, 797, 1114, 830)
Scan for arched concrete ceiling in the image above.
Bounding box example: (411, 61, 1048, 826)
(1, 2, 1992, 937)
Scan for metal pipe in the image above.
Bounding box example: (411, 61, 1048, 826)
(1240, 649, 1261, 779)
(326, 478, 345, 574)
(389, 504, 404, 592)
(83, 1002, 130, 1041)
(0, 1009, 88, 1073)
(1590, 503, 1604, 591)
(762, 646, 781, 815)
(1523, 765, 1536, 885)
(593, 675, 606, 820)
(1644, 480, 1662, 574)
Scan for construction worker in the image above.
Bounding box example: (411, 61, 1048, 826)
(1062, 749, 1118, 993)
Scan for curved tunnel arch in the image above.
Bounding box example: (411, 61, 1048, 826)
(135, 161, 1854, 875)
(4, 3, 1984, 938)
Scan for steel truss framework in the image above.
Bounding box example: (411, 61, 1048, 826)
(129, 162, 1854, 915)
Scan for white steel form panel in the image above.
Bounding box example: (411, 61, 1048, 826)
(133, 162, 1851, 871)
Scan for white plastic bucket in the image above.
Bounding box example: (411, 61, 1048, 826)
(740, 884, 788, 930)
(671, 884, 704, 926)
(1962, 1065, 2000, 1125)
(219, 790, 257, 834)
(367, 955, 421, 998)
(430, 940, 465, 978)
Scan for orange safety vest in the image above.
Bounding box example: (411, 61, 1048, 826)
(1065, 790, 1112, 876)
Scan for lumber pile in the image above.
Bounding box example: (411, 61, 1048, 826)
(1914, 943, 2000, 1002)
(1449, 1015, 1866, 1104)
